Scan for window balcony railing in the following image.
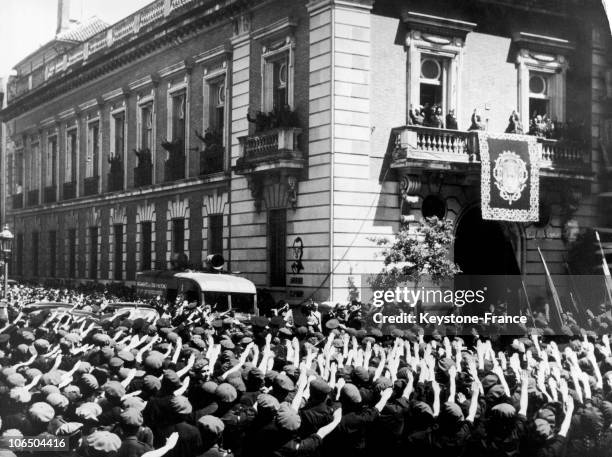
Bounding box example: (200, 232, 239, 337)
(12, 193, 23, 210)
(27, 189, 39, 207)
(236, 127, 303, 174)
(162, 139, 186, 182)
(108, 155, 124, 192)
(63, 181, 77, 200)
(134, 148, 153, 187)
(44, 185, 57, 204)
(83, 176, 99, 196)
(389, 125, 591, 177)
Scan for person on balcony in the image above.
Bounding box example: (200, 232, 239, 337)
(505, 111, 524, 134)
(446, 109, 458, 130)
(468, 109, 485, 131)
(408, 105, 424, 126)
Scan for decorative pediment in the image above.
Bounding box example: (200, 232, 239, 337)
(401, 11, 476, 40)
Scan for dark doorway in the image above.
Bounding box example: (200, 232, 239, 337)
(454, 206, 521, 310)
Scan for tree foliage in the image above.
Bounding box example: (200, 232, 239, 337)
(369, 216, 461, 291)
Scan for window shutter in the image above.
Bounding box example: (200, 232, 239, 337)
(263, 60, 274, 113)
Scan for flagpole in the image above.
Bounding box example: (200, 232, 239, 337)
(537, 247, 564, 326)
(595, 231, 612, 307)
(520, 278, 536, 327)
(565, 261, 585, 325)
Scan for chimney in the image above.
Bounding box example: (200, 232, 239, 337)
(56, 0, 71, 35)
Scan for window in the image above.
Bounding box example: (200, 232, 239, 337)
(419, 55, 450, 113)
(32, 232, 39, 277)
(268, 209, 286, 287)
(28, 142, 40, 191)
(139, 104, 153, 150)
(529, 72, 550, 118)
(206, 77, 225, 137)
(48, 230, 57, 278)
(14, 151, 23, 194)
(208, 214, 223, 255)
(263, 49, 292, 112)
(114, 224, 123, 280)
(171, 91, 186, 148)
(46, 136, 57, 187)
(68, 229, 76, 278)
(66, 130, 77, 183)
(15, 234, 23, 276)
(86, 122, 100, 178)
(172, 218, 185, 254)
(112, 112, 125, 159)
(141, 221, 152, 271)
(89, 227, 98, 279)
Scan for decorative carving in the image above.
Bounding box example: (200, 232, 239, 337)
(287, 175, 298, 210)
(400, 174, 422, 202)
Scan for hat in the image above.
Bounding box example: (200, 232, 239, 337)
(46, 393, 69, 409)
(85, 431, 122, 453)
(41, 370, 63, 387)
(144, 351, 165, 370)
(62, 385, 81, 402)
(122, 396, 147, 412)
(40, 385, 60, 397)
(143, 375, 161, 392)
(220, 340, 235, 350)
(29, 402, 55, 423)
(257, 393, 280, 412)
(491, 403, 516, 418)
(215, 383, 237, 403)
(276, 403, 301, 432)
(9, 387, 32, 403)
(33, 339, 50, 352)
(103, 381, 126, 399)
(55, 422, 83, 437)
(163, 370, 182, 390)
(109, 357, 124, 368)
(198, 415, 225, 436)
(170, 395, 192, 415)
(6, 373, 26, 387)
(274, 374, 294, 392)
(326, 319, 340, 330)
(75, 402, 102, 422)
(120, 408, 143, 427)
(340, 383, 362, 404)
(310, 378, 331, 396)
(79, 374, 99, 391)
(352, 367, 370, 385)
(202, 381, 218, 395)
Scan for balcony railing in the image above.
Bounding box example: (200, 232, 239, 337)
(239, 127, 302, 160)
(12, 193, 23, 210)
(83, 176, 99, 196)
(27, 189, 40, 207)
(44, 185, 57, 204)
(200, 145, 224, 175)
(108, 170, 124, 192)
(390, 125, 590, 175)
(63, 181, 76, 200)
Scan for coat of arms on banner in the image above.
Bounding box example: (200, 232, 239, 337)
(479, 132, 539, 222)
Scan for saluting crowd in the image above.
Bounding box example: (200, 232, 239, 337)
(0, 284, 612, 456)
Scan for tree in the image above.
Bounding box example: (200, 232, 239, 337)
(369, 216, 461, 291)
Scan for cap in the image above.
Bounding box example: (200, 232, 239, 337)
(256, 393, 280, 412)
(274, 374, 294, 392)
(340, 383, 362, 404)
(29, 402, 55, 423)
(103, 381, 126, 399)
(198, 415, 225, 436)
(46, 393, 69, 409)
(55, 422, 83, 437)
(120, 408, 143, 427)
(75, 402, 103, 422)
(170, 395, 193, 415)
(85, 431, 121, 453)
(143, 375, 161, 392)
(215, 383, 238, 403)
(276, 403, 301, 432)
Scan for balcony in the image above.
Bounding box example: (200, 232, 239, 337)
(108, 156, 124, 192)
(44, 186, 57, 204)
(83, 176, 99, 196)
(63, 181, 77, 200)
(235, 127, 304, 174)
(27, 189, 39, 207)
(389, 125, 592, 180)
(162, 139, 186, 182)
(134, 148, 153, 187)
(12, 193, 23, 210)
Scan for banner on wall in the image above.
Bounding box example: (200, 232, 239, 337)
(479, 132, 540, 222)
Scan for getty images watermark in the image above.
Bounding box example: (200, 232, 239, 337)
(369, 285, 529, 326)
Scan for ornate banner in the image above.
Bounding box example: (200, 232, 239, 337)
(479, 132, 539, 222)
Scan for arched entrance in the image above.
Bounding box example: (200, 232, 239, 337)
(454, 205, 523, 310)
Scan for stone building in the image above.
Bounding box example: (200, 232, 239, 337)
(1, 0, 611, 304)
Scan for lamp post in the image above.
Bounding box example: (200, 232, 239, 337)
(0, 225, 14, 299)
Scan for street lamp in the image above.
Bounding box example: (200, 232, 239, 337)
(0, 225, 14, 298)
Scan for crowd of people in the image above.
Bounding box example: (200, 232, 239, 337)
(0, 283, 611, 456)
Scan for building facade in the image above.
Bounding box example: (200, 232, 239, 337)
(1, 0, 611, 304)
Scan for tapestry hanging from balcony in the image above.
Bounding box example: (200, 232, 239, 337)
(479, 132, 539, 222)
